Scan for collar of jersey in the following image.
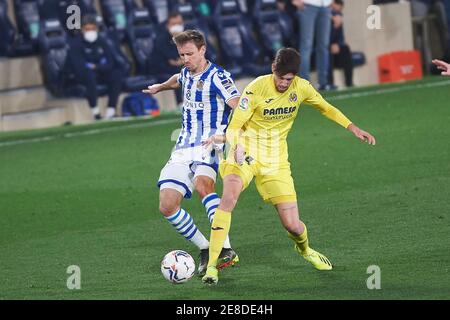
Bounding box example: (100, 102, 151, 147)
(188, 60, 212, 78)
(270, 74, 296, 96)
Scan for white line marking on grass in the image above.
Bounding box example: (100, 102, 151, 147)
(0, 118, 180, 148)
(327, 79, 450, 101)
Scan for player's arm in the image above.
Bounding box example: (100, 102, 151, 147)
(142, 73, 180, 95)
(226, 96, 240, 110)
(227, 94, 256, 164)
(201, 96, 245, 149)
(202, 72, 242, 147)
(304, 83, 376, 145)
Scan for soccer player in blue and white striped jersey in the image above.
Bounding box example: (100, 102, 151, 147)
(143, 30, 240, 276)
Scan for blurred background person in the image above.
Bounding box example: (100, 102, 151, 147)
(65, 15, 124, 120)
(148, 12, 185, 105)
(328, 0, 353, 88)
(292, 0, 334, 90)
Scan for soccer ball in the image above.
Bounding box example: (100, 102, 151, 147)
(161, 250, 196, 284)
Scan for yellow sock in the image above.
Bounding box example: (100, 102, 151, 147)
(208, 209, 232, 268)
(287, 223, 309, 253)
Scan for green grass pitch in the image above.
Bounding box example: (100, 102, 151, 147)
(1, 77, 449, 299)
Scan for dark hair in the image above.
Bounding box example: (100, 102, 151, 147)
(334, 0, 344, 5)
(273, 48, 301, 76)
(81, 14, 98, 27)
(173, 29, 206, 50)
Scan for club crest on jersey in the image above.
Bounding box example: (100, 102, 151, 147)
(197, 80, 204, 91)
(239, 97, 249, 111)
(186, 89, 191, 100)
(289, 92, 298, 103)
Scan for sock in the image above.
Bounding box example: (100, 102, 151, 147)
(91, 106, 100, 116)
(207, 209, 232, 268)
(165, 208, 209, 250)
(287, 223, 310, 253)
(202, 193, 231, 248)
(106, 107, 115, 118)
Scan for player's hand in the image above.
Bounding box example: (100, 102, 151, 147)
(142, 83, 163, 95)
(202, 135, 226, 152)
(202, 135, 226, 147)
(234, 143, 246, 165)
(432, 59, 450, 76)
(347, 124, 376, 146)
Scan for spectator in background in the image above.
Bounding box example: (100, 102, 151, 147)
(65, 15, 124, 120)
(442, 0, 450, 61)
(148, 12, 185, 76)
(292, 0, 333, 91)
(328, 0, 353, 88)
(148, 12, 185, 103)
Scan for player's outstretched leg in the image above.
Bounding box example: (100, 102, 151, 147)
(198, 249, 209, 276)
(202, 193, 239, 270)
(217, 248, 239, 270)
(296, 246, 333, 270)
(202, 266, 219, 284)
(288, 225, 332, 271)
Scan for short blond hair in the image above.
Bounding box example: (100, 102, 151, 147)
(173, 29, 206, 50)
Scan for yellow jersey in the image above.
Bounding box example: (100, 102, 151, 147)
(226, 75, 352, 165)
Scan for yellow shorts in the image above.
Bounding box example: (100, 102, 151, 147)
(219, 159, 297, 205)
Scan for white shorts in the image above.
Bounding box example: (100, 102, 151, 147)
(157, 146, 220, 198)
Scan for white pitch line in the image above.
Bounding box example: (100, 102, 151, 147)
(327, 79, 450, 101)
(0, 118, 180, 148)
(1, 79, 449, 148)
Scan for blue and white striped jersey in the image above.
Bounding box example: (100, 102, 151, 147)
(175, 61, 240, 149)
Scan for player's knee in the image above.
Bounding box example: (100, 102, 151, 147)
(219, 194, 238, 211)
(194, 178, 215, 199)
(159, 200, 179, 217)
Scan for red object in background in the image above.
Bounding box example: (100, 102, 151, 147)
(378, 50, 423, 83)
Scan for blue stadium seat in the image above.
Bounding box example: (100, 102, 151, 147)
(126, 8, 156, 74)
(143, 0, 177, 24)
(252, 0, 294, 56)
(123, 0, 138, 11)
(99, 0, 130, 42)
(38, 19, 107, 97)
(13, 0, 41, 54)
(212, 0, 271, 77)
(39, 0, 98, 25)
(0, 0, 15, 56)
(172, 1, 217, 62)
(95, 15, 130, 74)
(97, 12, 156, 92)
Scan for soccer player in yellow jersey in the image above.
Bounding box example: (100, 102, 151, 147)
(202, 48, 376, 284)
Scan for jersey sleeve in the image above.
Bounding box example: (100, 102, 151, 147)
(212, 70, 240, 103)
(303, 82, 352, 128)
(226, 87, 257, 146)
(177, 67, 187, 86)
